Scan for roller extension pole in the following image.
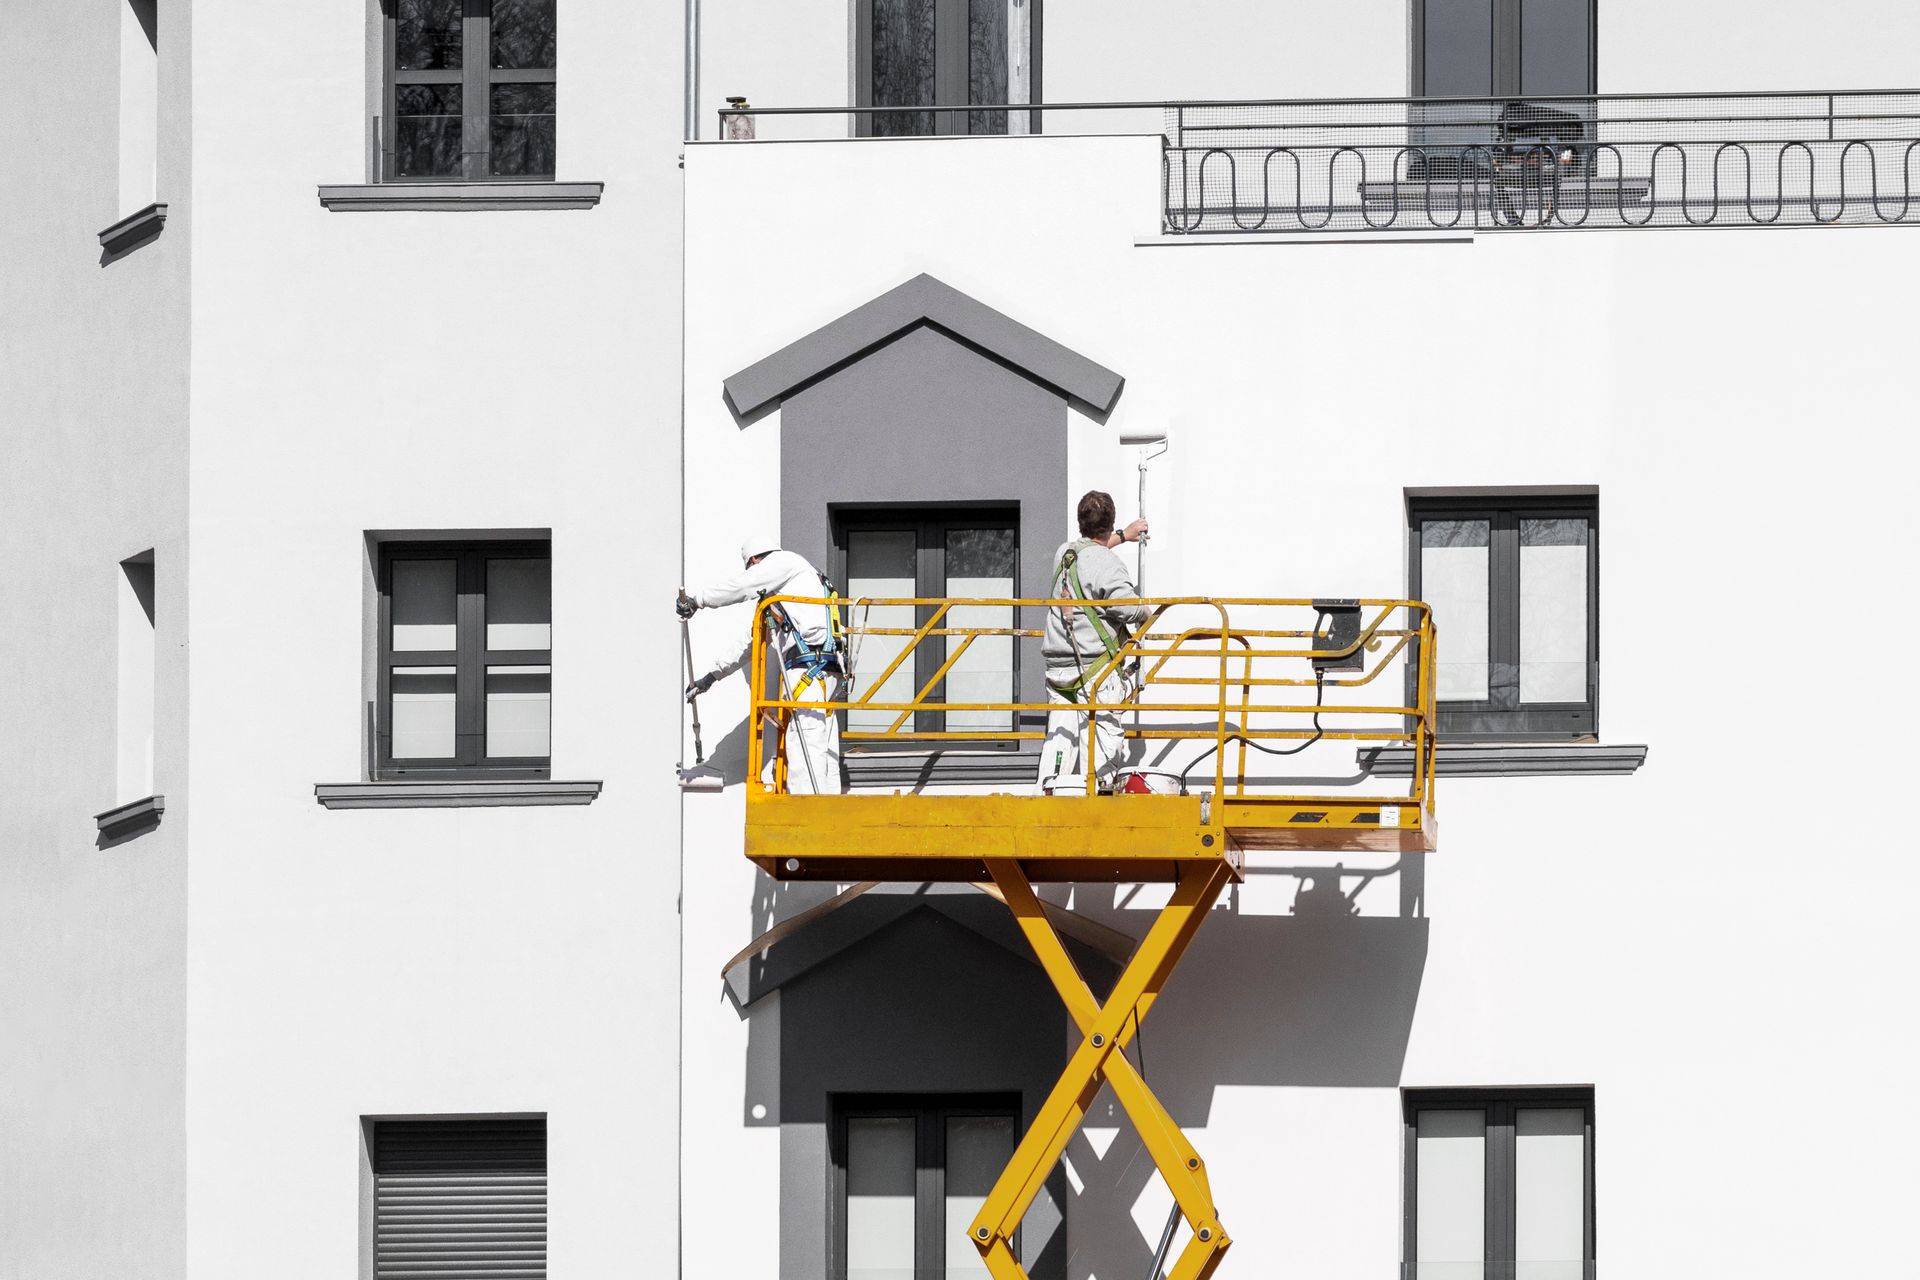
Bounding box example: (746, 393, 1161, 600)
(1119, 429, 1170, 597)
(679, 602, 723, 792)
(1136, 452, 1149, 597)
(681, 610, 706, 766)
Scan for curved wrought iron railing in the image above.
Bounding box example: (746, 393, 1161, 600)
(1163, 90, 1920, 232)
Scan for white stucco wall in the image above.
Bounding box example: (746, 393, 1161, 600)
(174, 1, 685, 1275)
(681, 132, 1920, 1278)
(0, 0, 192, 1274)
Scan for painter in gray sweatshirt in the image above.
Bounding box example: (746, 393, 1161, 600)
(1041, 537, 1148, 675)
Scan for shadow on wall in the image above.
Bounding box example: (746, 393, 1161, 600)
(699, 713, 758, 788)
(1062, 861, 1430, 1124)
(729, 856, 1430, 1122)
(720, 848, 1426, 1278)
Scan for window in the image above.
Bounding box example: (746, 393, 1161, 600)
(118, 0, 158, 212)
(381, 0, 556, 181)
(376, 540, 552, 779)
(1411, 0, 1594, 183)
(856, 0, 1038, 137)
(1408, 495, 1597, 740)
(1413, 0, 1594, 98)
(116, 552, 156, 802)
(834, 507, 1019, 739)
(368, 1116, 546, 1279)
(1403, 1088, 1594, 1280)
(832, 1095, 1020, 1280)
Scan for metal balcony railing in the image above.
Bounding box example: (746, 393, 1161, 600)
(1165, 90, 1920, 232)
(721, 89, 1920, 233)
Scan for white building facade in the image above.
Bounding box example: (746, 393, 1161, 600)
(5, 2, 1919, 1279)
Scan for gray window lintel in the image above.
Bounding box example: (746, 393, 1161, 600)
(314, 780, 601, 809)
(1360, 743, 1646, 777)
(95, 793, 166, 832)
(98, 202, 168, 253)
(317, 182, 603, 212)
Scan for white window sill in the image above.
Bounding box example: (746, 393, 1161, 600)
(314, 780, 602, 809)
(96, 793, 165, 834)
(317, 182, 603, 212)
(98, 202, 167, 254)
(1359, 744, 1647, 777)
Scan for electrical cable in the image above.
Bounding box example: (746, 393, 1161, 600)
(1178, 668, 1327, 791)
(1176, 607, 1334, 792)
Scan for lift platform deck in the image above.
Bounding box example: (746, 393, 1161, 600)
(748, 788, 1434, 882)
(734, 595, 1437, 1280)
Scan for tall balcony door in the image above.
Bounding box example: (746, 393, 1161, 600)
(856, 0, 1038, 136)
(1411, 0, 1595, 179)
(1414, 0, 1594, 98)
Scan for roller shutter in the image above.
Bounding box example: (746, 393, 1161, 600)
(373, 1117, 546, 1280)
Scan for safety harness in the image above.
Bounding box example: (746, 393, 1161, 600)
(1047, 540, 1124, 703)
(767, 573, 847, 700)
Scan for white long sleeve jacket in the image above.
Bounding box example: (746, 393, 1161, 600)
(694, 549, 835, 683)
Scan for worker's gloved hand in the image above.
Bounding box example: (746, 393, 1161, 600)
(685, 672, 716, 703)
(1121, 518, 1150, 544)
(675, 589, 698, 620)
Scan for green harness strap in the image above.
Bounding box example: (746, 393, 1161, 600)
(1049, 541, 1123, 703)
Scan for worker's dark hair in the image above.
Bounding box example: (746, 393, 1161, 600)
(1076, 490, 1116, 540)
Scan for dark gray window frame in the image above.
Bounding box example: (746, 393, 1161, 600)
(375, 538, 551, 781)
(379, 0, 556, 182)
(1401, 1086, 1596, 1280)
(832, 503, 1021, 743)
(1411, 0, 1597, 97)
(853, 0, 1042, 137)
(828, 1092, 1023, 1280)
(1408, 494, 1599, 742)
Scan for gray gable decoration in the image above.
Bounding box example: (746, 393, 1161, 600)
(723, 273, 1126, 417)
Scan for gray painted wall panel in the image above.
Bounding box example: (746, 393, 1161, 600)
(781, 324, 1070, 707)
(727, 273, 1123, 418)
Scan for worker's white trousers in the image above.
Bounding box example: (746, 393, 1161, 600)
(767, 673, 844, 795)
(1035, 666, 1127, 791)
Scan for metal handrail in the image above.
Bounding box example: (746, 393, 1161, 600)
(713, 89, 1920, 233)
(722, 86, 1920, 122)
(745, 596, 1437, 807)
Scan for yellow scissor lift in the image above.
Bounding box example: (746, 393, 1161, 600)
(743, 596, 1437, 1280)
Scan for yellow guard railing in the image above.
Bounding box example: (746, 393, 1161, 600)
(745, 595, 1436, 877)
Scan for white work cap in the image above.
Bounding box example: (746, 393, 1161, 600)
(740, 534, 780, 565)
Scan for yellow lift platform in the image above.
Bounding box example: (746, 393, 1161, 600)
(741, 596, 1437, 1280)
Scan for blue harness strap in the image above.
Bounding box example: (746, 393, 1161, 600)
(769, 592, 841, 699)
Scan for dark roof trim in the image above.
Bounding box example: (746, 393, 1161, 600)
(723, 273, 1126, 417)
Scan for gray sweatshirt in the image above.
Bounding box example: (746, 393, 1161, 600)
(1041, 539, 1147, 666)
